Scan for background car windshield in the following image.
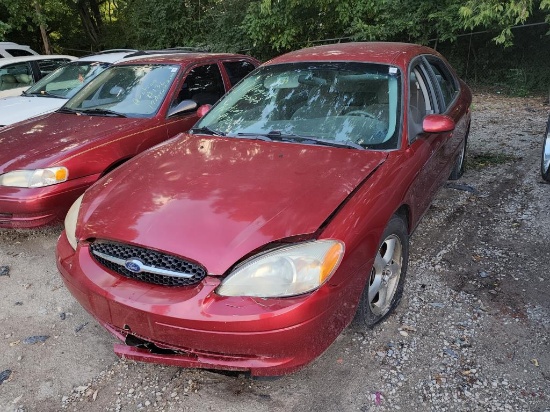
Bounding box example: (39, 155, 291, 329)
(197, 62, 402, 149)
(65, 64, 179, 117)
(26, 61, 110, 98)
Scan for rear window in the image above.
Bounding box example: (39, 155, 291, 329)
(6, 49, 34, 57)
(426, 58, 459, 110)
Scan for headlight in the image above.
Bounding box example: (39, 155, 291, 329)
(217, 240, 344, 298)
(0, 167, 68, 188)
(65, 194, 84, 250)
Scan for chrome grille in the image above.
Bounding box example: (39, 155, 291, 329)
(89, 241, 206, 287)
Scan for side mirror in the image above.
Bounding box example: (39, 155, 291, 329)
(423, 114, 455, 133)
(197, 104, 212, 118)
(542, 115, 550, 182)
(167, 99, 197, 117)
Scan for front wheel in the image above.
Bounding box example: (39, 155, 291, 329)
(355, 215, 409, 328)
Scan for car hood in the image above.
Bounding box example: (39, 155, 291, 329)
(0, 95, 67, 126)
(0, 113, 146, 173)
(79, 134, 387, 275)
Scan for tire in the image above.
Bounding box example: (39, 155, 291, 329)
(354, 215, 409, 328)
(541, 115, 550, 182)
(449, 134, 468, 180)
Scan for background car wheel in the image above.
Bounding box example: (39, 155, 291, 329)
(355, 215, 409, 329)
(449, 133, 468, 180)
(541, 115, 550, 182)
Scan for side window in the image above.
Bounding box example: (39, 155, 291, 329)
(0, 62, 33, 91)
(37, 59, 70, 77)
(223, 60, 256, 86)
(6, 49, 34, 57)
(427, 58, 458, 110)
(408, 66, 432, 140)
(173, 64, 225, 108)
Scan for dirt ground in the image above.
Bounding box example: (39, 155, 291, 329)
(0, 93, 549, 412)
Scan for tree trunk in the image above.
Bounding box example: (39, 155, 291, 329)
(75, 0, 103, 47)
(34, 1, 51, 54)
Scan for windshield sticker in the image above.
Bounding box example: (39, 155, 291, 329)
(389, 67, 398, 75)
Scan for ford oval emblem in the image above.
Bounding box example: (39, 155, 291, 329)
(124, 259, 143, 273)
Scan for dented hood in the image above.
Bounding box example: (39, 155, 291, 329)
(0, 112, 146, 173)
(79, 134, 387, 275)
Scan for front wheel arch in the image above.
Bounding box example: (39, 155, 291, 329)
(353, 214, 410, 329)
(100, 157, 132, 178)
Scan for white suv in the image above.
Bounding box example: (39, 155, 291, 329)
(0, 50, 138, 127)
(0, 42, 38, 58)
(0, 54, 76, 98)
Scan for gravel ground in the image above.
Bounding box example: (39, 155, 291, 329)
(0, 93, 549, 412)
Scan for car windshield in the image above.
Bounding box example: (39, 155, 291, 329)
(25, 61, 110, 98)
(64, 64, 180, 117)
(195, 62, 402, 149)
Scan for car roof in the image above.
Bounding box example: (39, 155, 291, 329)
(266, 42, 437, 67)
(0, 42, 37, 54)
(0, 54, 76, 66)
(113, 52, 254, 66)
(76, 50, 140, 64)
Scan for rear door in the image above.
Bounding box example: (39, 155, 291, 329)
(164, 58, 259, 139)
(404, 58, 450, 223)
(423, 56, 469, 177)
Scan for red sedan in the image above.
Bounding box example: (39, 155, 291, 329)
(0, 52, 259, 228)
(56, 42, 471, 376)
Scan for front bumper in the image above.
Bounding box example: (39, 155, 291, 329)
(56, 232, 357, 376)
(0, 174, 98, 228)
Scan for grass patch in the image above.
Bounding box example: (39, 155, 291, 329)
(467, 152, 519, 170)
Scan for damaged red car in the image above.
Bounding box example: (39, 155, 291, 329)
(56, 42, 472, 376)
(0, 52, 258, 228)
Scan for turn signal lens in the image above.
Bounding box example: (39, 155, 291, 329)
(0, 167, 69, 188)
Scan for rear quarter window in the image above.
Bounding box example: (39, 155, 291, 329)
(6, 49, 34, 57)
(223, 61, 256, 86)
(37, 59, 71, 76)
(426, 58, 459, 110)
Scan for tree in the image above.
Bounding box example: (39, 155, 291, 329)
(73, 0, 104, 46)
(460, 0, 550, 45)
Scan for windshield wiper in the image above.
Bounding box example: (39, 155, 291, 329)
(190, 126, 225, 136)
(57, 107, 80, 114)
(262, 131, 365, 150)
(23, 90, 63, 98)
(234, 132, 273, 141)
(79, 108, 127, 118)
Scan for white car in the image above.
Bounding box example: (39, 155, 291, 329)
(0, 54, 76, 99)
(0, 42, 38, 58)
(0, 50, 138, 127)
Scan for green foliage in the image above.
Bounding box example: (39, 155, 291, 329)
(201, 0, 254, 53)
(0, 19, 10, 40)
(460, 0, 549, 45)
(468, 152, 519, 170)
(0, 0, 549, 93)
(243, 0, 345, 57)
(437, 20, 550, 95)
(108, 0, 216, 50)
